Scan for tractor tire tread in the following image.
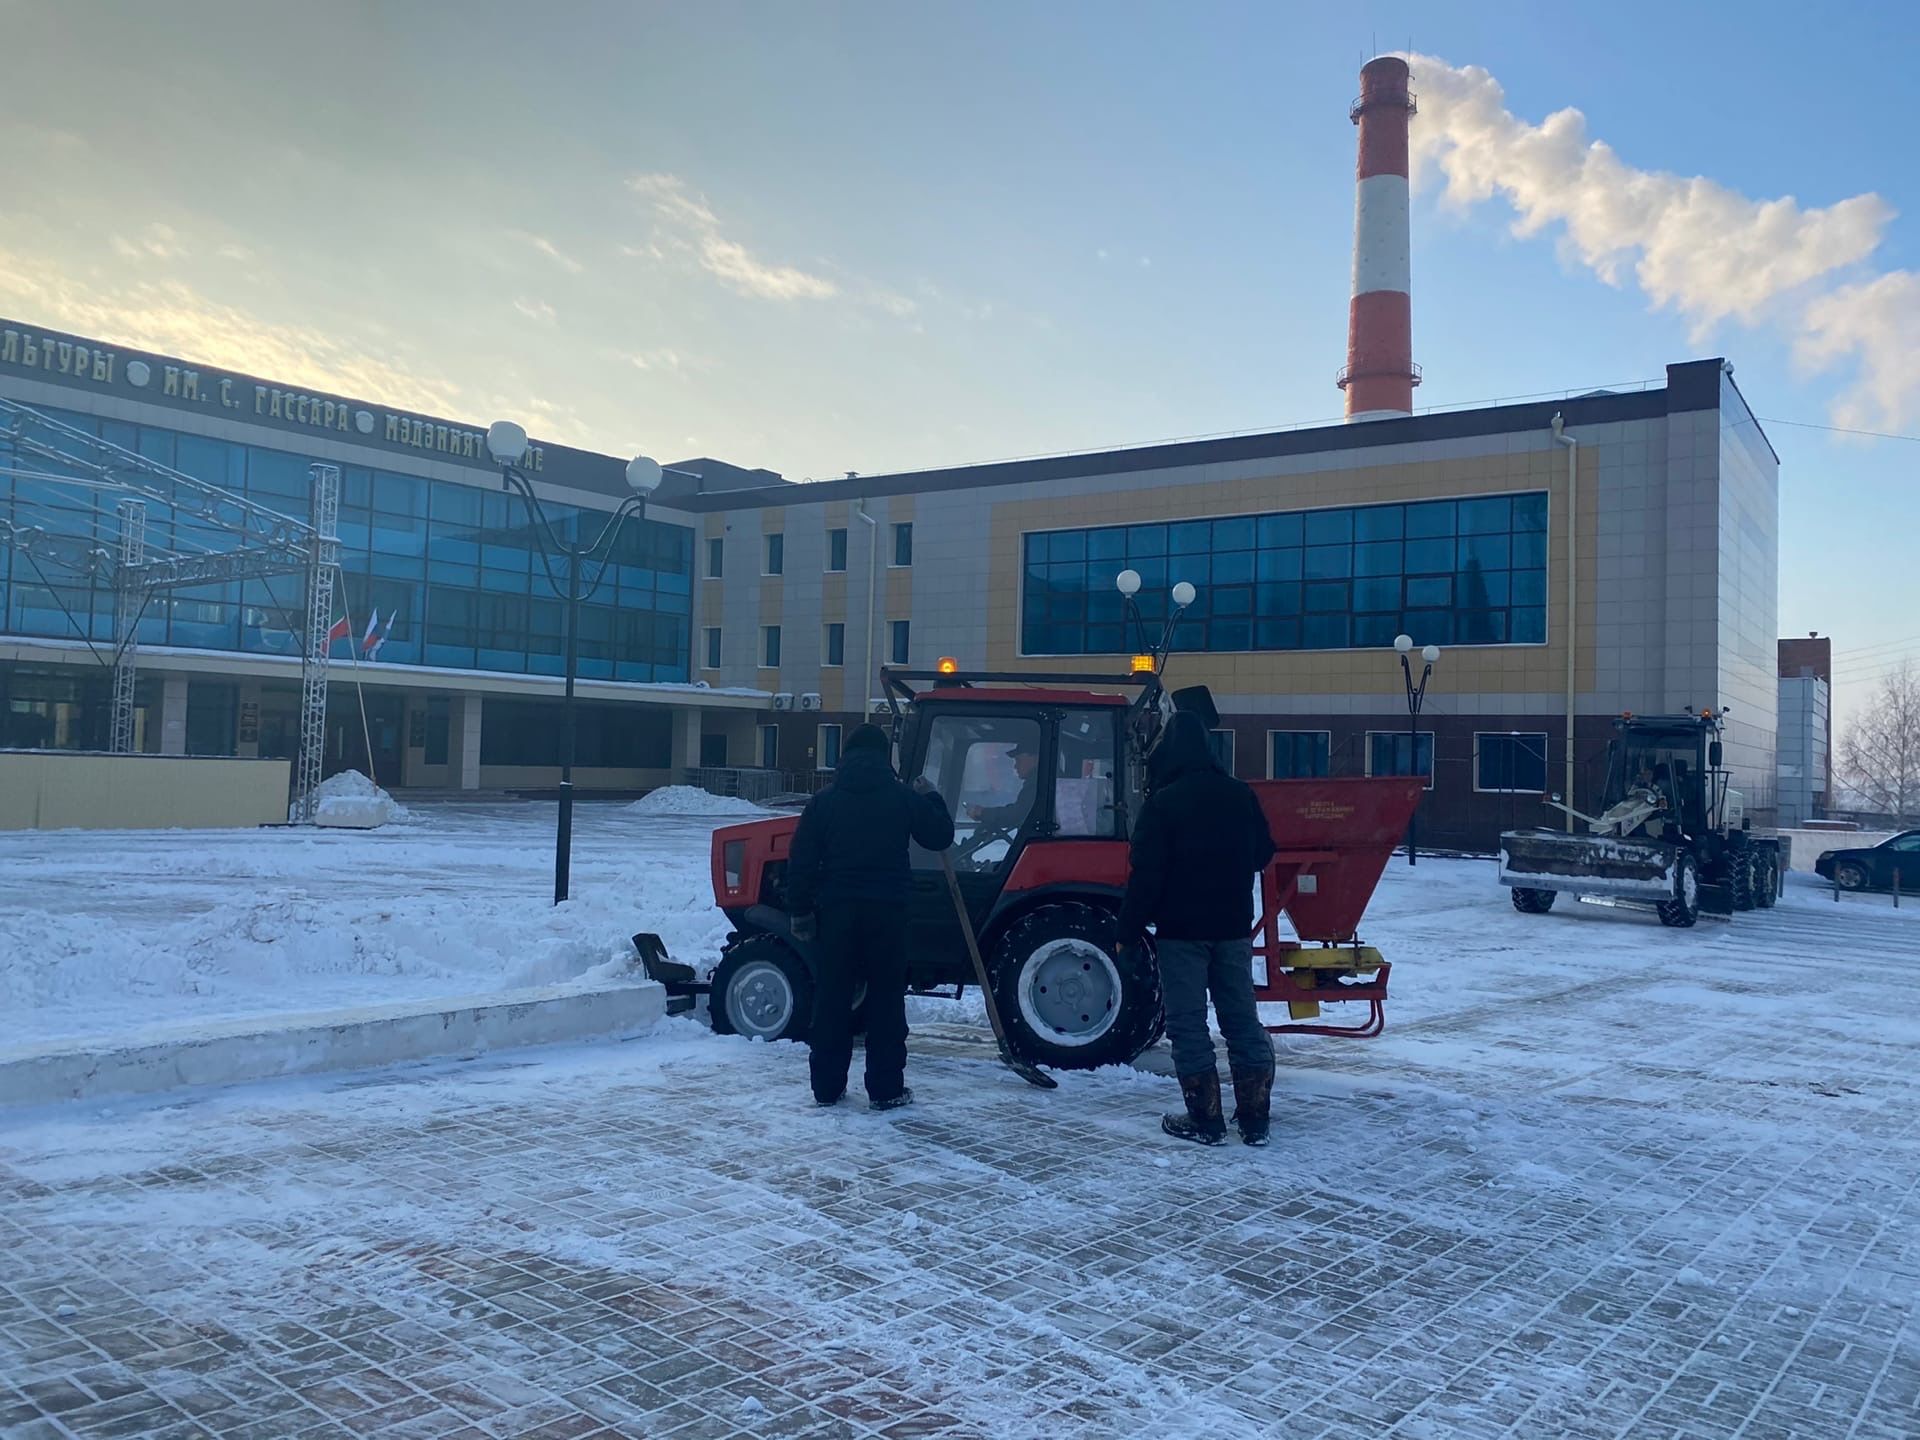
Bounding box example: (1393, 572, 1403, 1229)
(989, 903, 1162, 1072)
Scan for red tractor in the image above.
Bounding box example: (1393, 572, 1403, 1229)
(641, 661, 1424, 1074)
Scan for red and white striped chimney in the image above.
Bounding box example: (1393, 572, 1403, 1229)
(1340, 56, 1419, 421)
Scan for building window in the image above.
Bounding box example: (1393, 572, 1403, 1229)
(758, 724, 779, 770)
(1477, 732, 1549, 793)
(893, 522, 913, 568)
(828, 528, 848, 572)
(824, 622, 845, 667)
(703, 627, 722, 670)
(1269, 730, 1331, 779)
(765, 533, 784, 576)
(762, 625, 781, 668)
(1207, 729, 1235, 774)
(706, 536, 723, 579)
(889, 620, 910, 666)
(818, 723, 842, 771)
(1020, 492, 1549, 657)
(1368, 730, 1435, 790)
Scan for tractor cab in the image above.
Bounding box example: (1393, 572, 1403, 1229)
(1597, 713, 1732, 840)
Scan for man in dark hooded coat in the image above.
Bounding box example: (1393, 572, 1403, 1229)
(788, 723, 955, 1109)
(1116, 711, 1278, 1144)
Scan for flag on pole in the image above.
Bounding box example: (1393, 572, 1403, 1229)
(364, 613, 395, 660)
(325, 616, 351, 646)
(360, 608, 381, 655)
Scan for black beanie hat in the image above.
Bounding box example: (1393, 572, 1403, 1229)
(845, 723, 890, 756)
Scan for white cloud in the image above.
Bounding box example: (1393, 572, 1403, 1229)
(513, 296, 557, 324)
(110, 223, 189, 262)
(1408, 53, 1918, 429)
(625, 171, 838, 302)
(517, 232, 583, 274)
(216, 243, 254, 263)
(0, 245, 465, 415)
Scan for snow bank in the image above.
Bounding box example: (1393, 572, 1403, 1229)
(626, 785, 768, 818)
(312, 769, 408, 828)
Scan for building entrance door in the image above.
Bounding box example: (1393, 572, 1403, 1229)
(326, 692, 406, 785)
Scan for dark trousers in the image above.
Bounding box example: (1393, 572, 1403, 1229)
(1156, 937, 1274, 1080)
(810, 902, 909, 1104)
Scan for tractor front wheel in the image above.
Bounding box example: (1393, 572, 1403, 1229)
(1510, 887, 1558, 915)
(710, 934, 814, 1042)
(1657, 855, 1701, 928)
(990, 904, 1163, 1070)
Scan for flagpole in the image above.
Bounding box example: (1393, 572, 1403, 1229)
(336, 592, 379, 790)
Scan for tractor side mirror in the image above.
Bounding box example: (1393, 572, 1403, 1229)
(1709, 741, 1724, 768)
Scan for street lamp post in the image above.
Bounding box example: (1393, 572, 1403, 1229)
(488, 420, 663, 905)
(1393, 633, 1441, 866)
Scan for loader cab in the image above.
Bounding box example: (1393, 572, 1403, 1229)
(1604, 718, 1716, 838)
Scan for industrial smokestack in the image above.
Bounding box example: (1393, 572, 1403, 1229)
(1340, 56, 1419, 421)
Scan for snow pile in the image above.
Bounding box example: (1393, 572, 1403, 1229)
(626, 785, 767, 818)
(312, 769, 408, 828)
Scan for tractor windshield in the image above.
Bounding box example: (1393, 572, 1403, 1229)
(1604, 727, 1706, 834)
(915, 713, 1044, 871)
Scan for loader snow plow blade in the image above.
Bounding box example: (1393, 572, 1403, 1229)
(1497, 828, 1678, 903)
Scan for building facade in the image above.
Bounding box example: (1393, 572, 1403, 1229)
(1, 319, 767, 791)
(1777, 635, 1833, 825)
(689, 359, 1781, 849)
(4, 322, 1782, 846)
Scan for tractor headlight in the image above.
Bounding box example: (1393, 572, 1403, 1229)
(723, 840, 746, 891)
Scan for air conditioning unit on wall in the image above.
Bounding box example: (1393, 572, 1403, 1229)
(773, 693, 795, 711)
(799, 693, 822, 711)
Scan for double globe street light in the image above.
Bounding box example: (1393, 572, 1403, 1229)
(1393, 632, 1441, 866)
(487, 420, 664, 905)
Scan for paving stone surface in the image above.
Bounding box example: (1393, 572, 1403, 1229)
(2, 896, 1916, 1438)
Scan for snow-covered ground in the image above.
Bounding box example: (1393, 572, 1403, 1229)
(3, 807, 1917, 1437)
(0, 800, 759, 1049)
(5, 801, 1913, 1052)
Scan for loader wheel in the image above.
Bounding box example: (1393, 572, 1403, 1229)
(1657, 855, 1701, 928)
(990, 904, 1163, 1071)
(1835, 861, 1869, 892)
(710, 935, 813, 1043)
(1510, 887, 1558, 915)
(1730, 850, 1757, 911)
(1755, 855, 1779, 908)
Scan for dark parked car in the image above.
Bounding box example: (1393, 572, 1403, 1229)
(1814, 830, 1920, 891)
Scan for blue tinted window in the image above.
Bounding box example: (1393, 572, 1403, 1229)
(1258, 513, 1303, 548)
(1127, 523, 1167, 556)
(1355, 541, 1403, 577)
(1020, 490, 1546, 655)
(1168, 520, 1211, 555)
(1212, 551, 1254, 586)
(1212, 517, 1255, 551)
(1304, 509, 1352, 545)
(1405, 501, 1454, 538)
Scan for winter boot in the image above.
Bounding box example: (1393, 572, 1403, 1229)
(1230, 1065, 1274, 1146)
(870, 1087, 914, 1112)
(1161, 1072, 1227, 1146)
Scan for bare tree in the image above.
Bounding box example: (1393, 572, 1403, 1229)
(1838, 662, 1920, 824)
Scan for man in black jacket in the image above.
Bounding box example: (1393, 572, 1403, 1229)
(788, 723, 955, 1109)
(1116, 711, 1278, 1145)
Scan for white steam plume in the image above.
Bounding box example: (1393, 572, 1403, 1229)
(1407, 54, 1919, 432)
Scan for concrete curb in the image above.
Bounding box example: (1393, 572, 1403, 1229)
(0, 980, 667, 1109)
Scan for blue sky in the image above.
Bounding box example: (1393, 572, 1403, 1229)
(1, 0, 1915, 718)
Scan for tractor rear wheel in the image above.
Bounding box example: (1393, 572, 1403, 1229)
(710, 934, 814, 1042)
(990, 904, 1163, 1070)
(1657, 855, 1701, 928)
(1730, 849, 1757, 911)
(1510, 887, 1558, 915)
(1755, 853, 1779, 908)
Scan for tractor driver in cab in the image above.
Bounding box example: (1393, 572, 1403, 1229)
(969, 745, 1041, 836)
